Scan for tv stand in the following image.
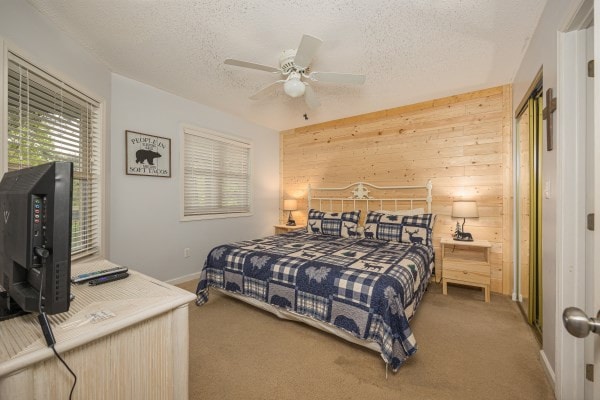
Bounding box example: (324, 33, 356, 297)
(0, 291, 28, 321)
(0, 263, 196, 399)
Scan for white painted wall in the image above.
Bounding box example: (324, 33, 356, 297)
(512, 0, 585, 379)
(110, 74, 279, 282)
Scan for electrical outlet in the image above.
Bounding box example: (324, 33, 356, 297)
(184, 248, 190, 258)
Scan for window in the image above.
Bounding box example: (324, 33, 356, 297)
(182, 126, 252, 220)
(7, 51, 102, 259)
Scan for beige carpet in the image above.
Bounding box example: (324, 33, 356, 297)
(178, 280, 554, 400)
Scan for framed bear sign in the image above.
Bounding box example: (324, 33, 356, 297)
(125, 130, 171, 177)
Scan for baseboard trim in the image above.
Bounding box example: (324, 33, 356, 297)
(166, 271, 201, 286)
(539, 349, 556, 390)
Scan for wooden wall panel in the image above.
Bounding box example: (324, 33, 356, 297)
(280, 85, 513, 294)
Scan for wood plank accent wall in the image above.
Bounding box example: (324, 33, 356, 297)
(280, 85, 513, 295)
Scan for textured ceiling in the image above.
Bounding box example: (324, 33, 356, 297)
(27, 0, 547, 131)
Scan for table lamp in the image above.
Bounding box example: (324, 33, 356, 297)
(452, 200, 478, 241)
(283, 199, 298, 226)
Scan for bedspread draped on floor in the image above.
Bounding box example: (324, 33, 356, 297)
(196, 231, 433, 371)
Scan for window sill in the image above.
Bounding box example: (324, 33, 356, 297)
(180, 212, 253, 222)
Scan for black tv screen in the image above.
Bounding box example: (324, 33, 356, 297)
(0, 161, 73, 319)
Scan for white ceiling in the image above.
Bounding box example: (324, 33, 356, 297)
(27, 0, 547, 131)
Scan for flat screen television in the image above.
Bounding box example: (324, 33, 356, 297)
(0, 161, 73, 320)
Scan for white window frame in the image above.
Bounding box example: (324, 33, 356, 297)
(1, 40, 106, 260)
(180, 124, 253, 221)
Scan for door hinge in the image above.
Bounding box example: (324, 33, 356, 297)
(587, 213, 594, 231)
(589, 60, 595, 78)
(586, 364, 594, 382)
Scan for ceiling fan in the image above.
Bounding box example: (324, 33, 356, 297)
(224, 34, 366, 109)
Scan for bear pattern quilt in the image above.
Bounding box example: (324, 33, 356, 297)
(195, 230, 434, 371)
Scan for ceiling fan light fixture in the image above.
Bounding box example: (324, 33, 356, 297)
(225, 34, 366, 108)
(283, 77, 306, 98)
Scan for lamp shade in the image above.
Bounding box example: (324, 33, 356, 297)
(452, 201, 478, 218)
(283, 199, 298, 211)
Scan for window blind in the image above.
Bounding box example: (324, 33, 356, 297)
(7, 51, 102, 259)
(183, 127, 251, 217)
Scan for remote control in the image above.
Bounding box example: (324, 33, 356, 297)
(88, 272, 130, 286)
(71, 266, 128, 284)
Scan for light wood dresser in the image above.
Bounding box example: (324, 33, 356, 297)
(441, 237, 492, 302)
(0, 260, 196, 399)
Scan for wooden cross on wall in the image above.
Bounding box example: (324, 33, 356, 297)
(542, 88, 557, 151)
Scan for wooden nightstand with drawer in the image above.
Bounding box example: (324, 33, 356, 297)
(441, 237, 492, 302)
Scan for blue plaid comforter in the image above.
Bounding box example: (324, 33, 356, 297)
(195, 230, 434, 371)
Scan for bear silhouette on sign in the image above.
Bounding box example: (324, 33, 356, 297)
(135, 149, 162, 165)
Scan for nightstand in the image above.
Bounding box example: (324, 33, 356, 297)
(441, 237, 492, 302)
(274, 224, 304, 235)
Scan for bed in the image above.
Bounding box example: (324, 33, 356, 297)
(195, 181, 435, 372)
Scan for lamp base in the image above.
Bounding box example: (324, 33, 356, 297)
(453, 232, 474, 241)
(286, 210, 296, 226)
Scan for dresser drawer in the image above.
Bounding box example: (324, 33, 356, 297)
(443, 262, 490, 285)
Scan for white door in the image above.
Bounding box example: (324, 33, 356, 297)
(559, 9, 599, 399)
(592, 7, 600, 396)
(585, 22, 598, 400)
(568, 19, 600, 400)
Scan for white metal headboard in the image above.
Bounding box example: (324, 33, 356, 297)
(307, 180, 433, 214)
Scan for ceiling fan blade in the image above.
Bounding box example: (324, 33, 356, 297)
(249, 80, 285, 100)
(293, 35, 323, 69)
(224, 58, 281, 73)
(304, 84, 321, 109)
(309, 72, 366, 85)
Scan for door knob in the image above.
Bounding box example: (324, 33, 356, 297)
(562, 307, 600, 338)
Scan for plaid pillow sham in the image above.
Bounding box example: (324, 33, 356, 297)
(307, 209, 361, 238)
(364, 211, 435, 246)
